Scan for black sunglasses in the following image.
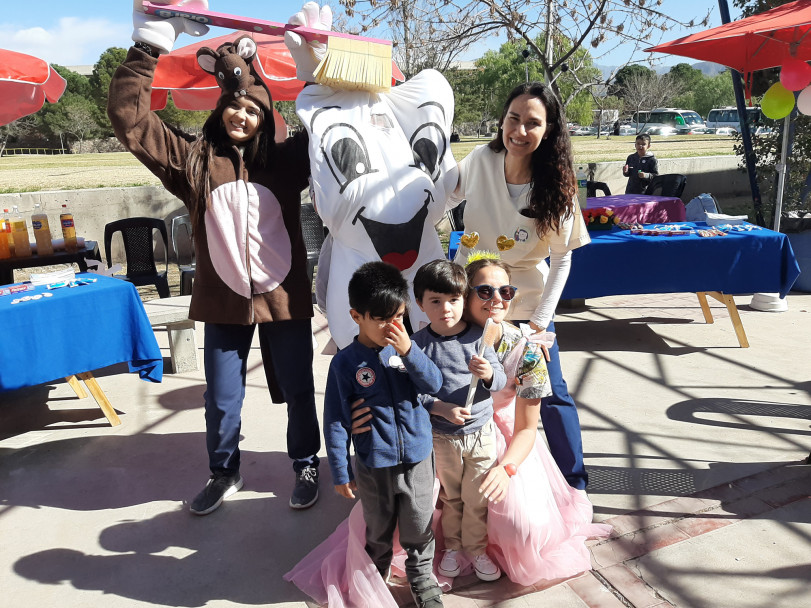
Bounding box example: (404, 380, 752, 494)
(473, 284, 518, 301)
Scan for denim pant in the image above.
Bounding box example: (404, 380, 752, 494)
(203, 319, 321, 475)
(541, 319, 587, 489)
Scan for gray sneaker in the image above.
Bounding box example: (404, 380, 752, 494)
(190, 473, 243, 515)
(289, 465, 319, 509)
(410, 578, 443, 608)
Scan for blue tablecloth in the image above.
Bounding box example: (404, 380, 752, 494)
(0, 273, 163, 392)
(561, 222, 801, 300)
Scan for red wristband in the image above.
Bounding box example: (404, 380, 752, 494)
(504, 463, 517, 477)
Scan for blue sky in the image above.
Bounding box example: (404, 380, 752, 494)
(0, 1, 740, 68)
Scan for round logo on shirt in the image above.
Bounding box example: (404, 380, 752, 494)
(356, 367, 375, 387)
(514, 228, 529, 243)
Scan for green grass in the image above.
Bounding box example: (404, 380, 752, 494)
(0, 137, 738, 193)
(451, 134, 737, 164)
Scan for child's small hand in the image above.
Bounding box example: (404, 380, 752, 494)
(479, 465, 510, 504)
(433, 400, 471, 425)
(335, 481, 357, 499)
(350, 398, 372, 434)
(469, 354, 493, 384)
(385, 319, 411, 355)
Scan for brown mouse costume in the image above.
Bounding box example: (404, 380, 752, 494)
(108, 33, 321, 514)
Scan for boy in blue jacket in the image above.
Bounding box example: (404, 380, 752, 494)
(323, 261, 444, 608)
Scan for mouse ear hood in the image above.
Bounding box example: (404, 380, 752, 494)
(199, 35, 272, 114)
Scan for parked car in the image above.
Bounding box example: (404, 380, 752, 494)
(705, 106, 763, 134)
(630, 108, 707, 135)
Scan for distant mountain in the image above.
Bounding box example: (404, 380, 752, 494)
(596, 61, 727, 80)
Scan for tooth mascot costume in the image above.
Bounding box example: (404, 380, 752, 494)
(285, 3, 458, 349)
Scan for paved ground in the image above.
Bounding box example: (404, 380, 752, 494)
(1, 289, 809, 607)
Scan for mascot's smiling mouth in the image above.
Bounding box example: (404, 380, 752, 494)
(352, 190, 433, 271)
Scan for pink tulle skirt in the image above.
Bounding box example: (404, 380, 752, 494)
(284, 393, 611, 606)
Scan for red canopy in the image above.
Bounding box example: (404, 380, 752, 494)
(152, 31, 406, 111)
(646, 0, 811, 73)
(0, 48, 67, 126)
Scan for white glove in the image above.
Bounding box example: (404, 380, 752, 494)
(284, 2, 332, 82)
(132, 0, 210, 54)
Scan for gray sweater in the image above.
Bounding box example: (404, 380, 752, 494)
(411, 323, 506, 436)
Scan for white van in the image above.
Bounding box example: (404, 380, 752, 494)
(630, 108, 707, 135)
(705, 106, 763, 134)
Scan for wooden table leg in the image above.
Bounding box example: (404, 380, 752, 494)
(697, 291, 750, 348)
(76, 372, 122, 426)
(65, 375, 88, 399)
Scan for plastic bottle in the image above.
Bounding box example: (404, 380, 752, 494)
(0, 211, 11, 260)
(60, 203, 78, 253)
(31, 203, 54, 256)
(2, 209, 13, 257)
(576, 165, 588, 207)
(10, 206, 32, 258)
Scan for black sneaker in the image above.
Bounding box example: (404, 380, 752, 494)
(289, 465, 319, 509)
(410, 578, 443, 608)
(189, 472, 243, 515)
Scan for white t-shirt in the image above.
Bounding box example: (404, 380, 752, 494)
(452, 145, 590, 323)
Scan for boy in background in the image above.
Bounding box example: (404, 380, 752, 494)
(623, 134, 658, 194)
(323, 261, 444, 608)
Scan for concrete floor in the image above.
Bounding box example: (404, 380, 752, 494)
(2, 290, 809, 607)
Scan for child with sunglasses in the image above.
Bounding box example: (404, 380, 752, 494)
(463, 255, 612, 584)
(410, 259, 506, 583)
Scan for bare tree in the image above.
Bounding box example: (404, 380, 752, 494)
(0, 116, 35, 156)
(65, 104, 99, 154)
(622, 70, 685, 130)
(340, 0, 709, 104)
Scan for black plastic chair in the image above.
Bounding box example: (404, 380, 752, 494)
(300, 202, 326, 290)
(645, 174, 687, 199)
(104, 217, 170, 298)
(446, 199, 466, 232)
(586, 181, 611, 198)
(171, 214, 195, 296)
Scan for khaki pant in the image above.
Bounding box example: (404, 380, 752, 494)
(432, 420, 497, 555)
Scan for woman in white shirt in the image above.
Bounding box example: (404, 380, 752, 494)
(452, 81, 591, 490)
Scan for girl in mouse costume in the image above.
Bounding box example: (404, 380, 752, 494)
(108, 0, 321, 515)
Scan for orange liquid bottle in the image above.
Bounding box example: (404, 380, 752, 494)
(32, 203, 54, 256)
(0, 214, 11, 260)
(60, 203, 78, 253)
(10, 206, 32, 258)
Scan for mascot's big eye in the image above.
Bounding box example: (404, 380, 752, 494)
(233, 67, 242, 77)
(217, 71, 225, 80)
(320, 123, 378, 193)
(409, 122, 447, 183)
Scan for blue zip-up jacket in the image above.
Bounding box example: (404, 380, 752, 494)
(323, 338, 443, 485)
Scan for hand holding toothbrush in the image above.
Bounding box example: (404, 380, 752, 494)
(133, 0, 209, 54)
(284, 2, 333, 83)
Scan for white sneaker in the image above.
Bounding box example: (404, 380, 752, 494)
(438, 549, 461, 577)
(473, 553, 501, 581)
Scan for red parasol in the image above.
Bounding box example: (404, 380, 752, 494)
(646, 0, 811, 74)
(0, 48, 67, 126)
(151, 31, 406, 111)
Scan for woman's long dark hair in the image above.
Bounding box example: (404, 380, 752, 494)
(488, 82, 576, 237)
(183, 91, 276, 234)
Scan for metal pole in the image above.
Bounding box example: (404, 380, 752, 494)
(718, 0, 765, 226)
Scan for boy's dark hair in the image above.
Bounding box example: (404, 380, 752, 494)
(348, 261, 409, 318)
(635, 133, 652, 145)
(413, 259, 468, 302)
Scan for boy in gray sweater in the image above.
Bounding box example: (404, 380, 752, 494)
(411, 259, 507, 582)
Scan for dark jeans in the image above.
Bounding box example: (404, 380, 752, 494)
(203, 319, 321, 475)
(513, 319, 588, 489)
(354, 455, 436, 584)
